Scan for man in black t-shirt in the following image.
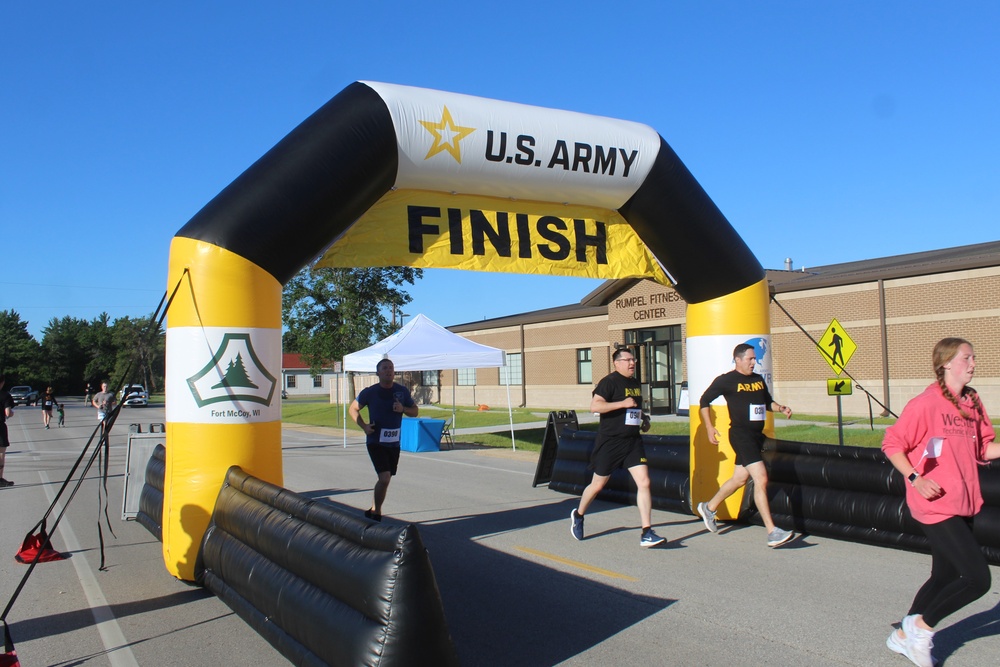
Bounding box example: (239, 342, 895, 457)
(696, 343, 794, 547)
(569, 348, 666, 548)
(348, 358, 418, 522)
(0, 374, 16, 487)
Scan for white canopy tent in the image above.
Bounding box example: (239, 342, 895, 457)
(341, 314, 516, 449)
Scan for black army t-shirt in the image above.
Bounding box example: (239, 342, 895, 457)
(593, 372, 644, 440)
(699, 370, 774, 432)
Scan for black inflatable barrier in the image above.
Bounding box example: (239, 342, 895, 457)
(549, 429, 690, 515)
(757, 439, 1000, 563)
(532, 410, 580, 487)
(547, 431, 1000, 564)
(135, 444, 165, 541)
(197, 466, 459, 667)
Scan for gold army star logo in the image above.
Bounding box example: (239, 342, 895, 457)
(419, 106, 475, 163)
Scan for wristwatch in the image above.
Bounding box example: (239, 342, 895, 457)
(907, 471, 919, 485)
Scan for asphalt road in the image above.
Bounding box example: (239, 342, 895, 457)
(2, 400, 999, 666)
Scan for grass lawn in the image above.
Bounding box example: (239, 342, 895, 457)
(281, 396, 892, 452)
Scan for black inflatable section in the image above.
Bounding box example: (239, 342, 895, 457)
(759, 439, 1000, 563)
(619, 135, 764, 304)
(196, 466, 459, 667)
(549, 428, 690, 515)
(135, 444, 165, 541)
(547, 430, 1000, 564)
(175, 81, 398, 285)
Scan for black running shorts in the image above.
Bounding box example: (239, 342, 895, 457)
(367, 442, 400, 475)
(728, 428, 766, 467)
(590, 436, 647, 477)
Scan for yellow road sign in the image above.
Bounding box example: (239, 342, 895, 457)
(827, 378, 853, 396)
(817, 318, 856, 375)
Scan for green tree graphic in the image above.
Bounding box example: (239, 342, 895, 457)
(211, 352, 259, 390)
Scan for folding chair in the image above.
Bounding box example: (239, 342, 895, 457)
(440, 418, 455, 450)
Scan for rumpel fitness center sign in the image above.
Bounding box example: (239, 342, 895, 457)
(616, 290, 683, 321)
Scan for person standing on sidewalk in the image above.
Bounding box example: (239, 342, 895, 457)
(349, 358, 418, 522)
(696, 343, 794, 548)
(0, 375, 15, 487)
(570, 347, 666, 548)
(882, 338, 999, 667)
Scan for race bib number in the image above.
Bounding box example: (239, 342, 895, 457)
(749, 404, 765, 422)
(379, 427, 401, 444)
(625, 408, 642, 426)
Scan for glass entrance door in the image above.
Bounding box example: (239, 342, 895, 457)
(626, 324, 683, 415)
(643, 341, 674, 415)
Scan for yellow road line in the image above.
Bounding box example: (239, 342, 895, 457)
(515, 546, 639, 582)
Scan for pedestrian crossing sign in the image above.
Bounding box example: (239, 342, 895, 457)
(817, 318, 856, 375)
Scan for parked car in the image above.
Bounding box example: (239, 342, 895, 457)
(10, 386, 39, 406)
(119, 384, 149, 407)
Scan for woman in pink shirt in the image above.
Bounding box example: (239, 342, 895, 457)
(882, 338, 1000, 667)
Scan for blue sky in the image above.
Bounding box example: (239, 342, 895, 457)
(3, 2, 998, 340)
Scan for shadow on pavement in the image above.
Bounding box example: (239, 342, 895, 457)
(319, 495, 675, 666)
(9, 588, 213, 642)
(934, 600, 1000, 663)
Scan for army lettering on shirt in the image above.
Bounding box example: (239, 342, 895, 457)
(593, 372, 644, 440)
(700, 370, 774, 432)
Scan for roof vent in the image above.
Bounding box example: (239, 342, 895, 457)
(784, 257, 793, 271)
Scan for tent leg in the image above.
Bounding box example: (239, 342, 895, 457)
(506, 382, 515, 451)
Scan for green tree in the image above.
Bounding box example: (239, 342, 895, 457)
(0, 310, 42, 386)
(39, 316, 91, 394)
(282, 266, 422, 375)
(81, 313, 117, 388)
(111, 315, 165, 393)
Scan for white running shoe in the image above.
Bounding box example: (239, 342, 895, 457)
(902, 614, 935, 667)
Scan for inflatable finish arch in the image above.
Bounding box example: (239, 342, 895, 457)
(165, 81, 768, 579)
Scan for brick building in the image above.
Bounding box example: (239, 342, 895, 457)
(431, 241, 1000, 418)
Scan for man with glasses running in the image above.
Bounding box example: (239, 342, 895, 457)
(570, 347, 666, 548)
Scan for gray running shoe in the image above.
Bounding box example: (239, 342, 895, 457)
(570, 509, 584, 541)
(767, 527, 794, 547)
(696, 502, 718, 533)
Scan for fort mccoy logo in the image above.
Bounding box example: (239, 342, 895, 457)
(186, 333, 277, 409)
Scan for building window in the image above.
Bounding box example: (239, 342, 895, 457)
(421, 370, 439, 386)
(287, 375, 296, 388)
(501, 353, 522, 386)
(458, 368, 476, 386)
(312, 375, 322, 388)
(577, 348, 592, 384)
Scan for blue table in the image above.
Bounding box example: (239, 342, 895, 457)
(400, 418, 446, 452)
